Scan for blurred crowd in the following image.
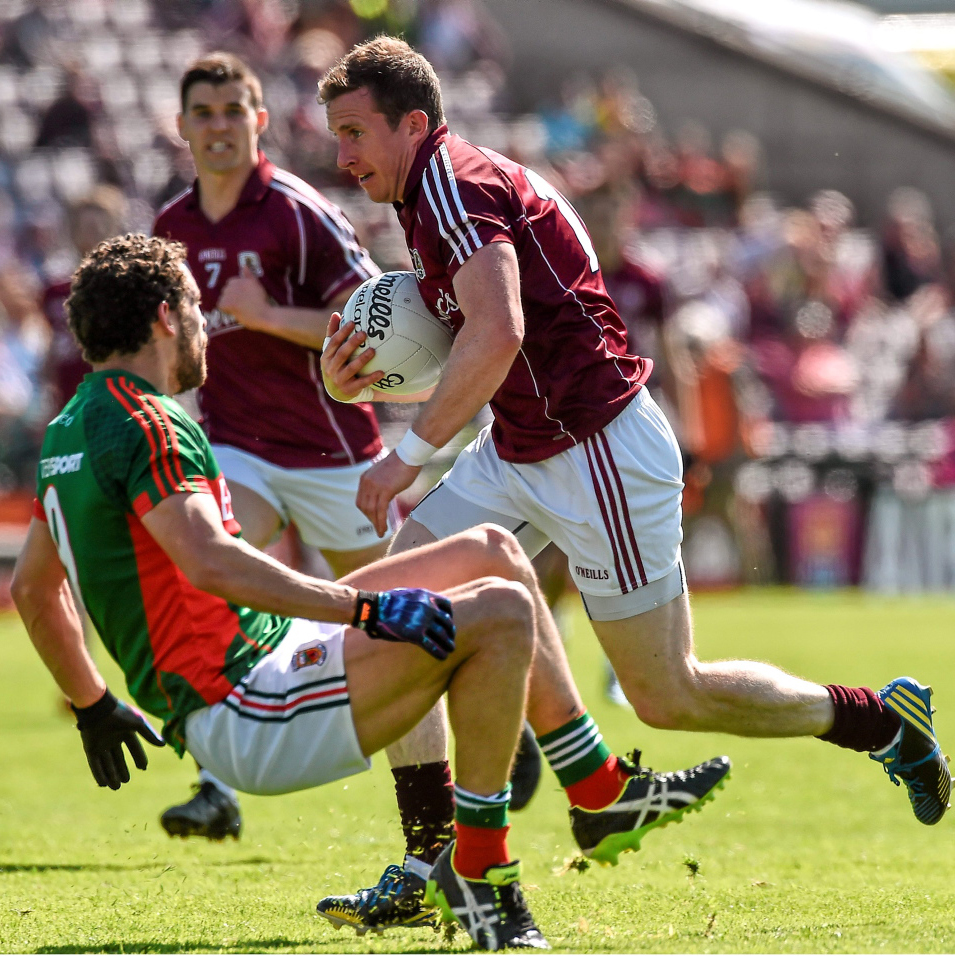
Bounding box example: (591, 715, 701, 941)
(0, 0, 953, 590)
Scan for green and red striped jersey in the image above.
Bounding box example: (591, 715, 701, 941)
(34, 370, 291, 754)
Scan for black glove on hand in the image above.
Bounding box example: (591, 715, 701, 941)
(353, 587, 456, 661)
(71, 689, 165, 790)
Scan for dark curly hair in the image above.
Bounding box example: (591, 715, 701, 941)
(66, 234, 191, 363)
(318, 36, 445, 132)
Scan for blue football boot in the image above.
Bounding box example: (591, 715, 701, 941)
(870, 677, 951, 825)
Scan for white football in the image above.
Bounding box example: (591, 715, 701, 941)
(341, 271, 453, 396)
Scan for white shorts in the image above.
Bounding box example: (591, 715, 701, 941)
(412, 389, 686, 621)
(212, 444, 395, 551)
(184, 619, 371, 795)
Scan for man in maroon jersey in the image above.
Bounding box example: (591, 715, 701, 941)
(152, 52, 393, 840)
(314, 36, 950, 933)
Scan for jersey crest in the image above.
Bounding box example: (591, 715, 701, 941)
(291, 642, 327, 671)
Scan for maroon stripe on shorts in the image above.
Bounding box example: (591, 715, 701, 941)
(585, 435, 634, 594)
(590, 435, 641, 592)
(596, 431, 648, 587)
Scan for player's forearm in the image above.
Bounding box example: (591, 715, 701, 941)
(247, 304, 333, 349)
(15, 582, 106, 707)
(192, 536, 360, 624)
(409, 331, 519, 448)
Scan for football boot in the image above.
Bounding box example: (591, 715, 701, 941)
(160, 781, 241, 841)
(870, 677, 951, 825)
(425, 843, 548, 951)
(570, 751, 731, 865)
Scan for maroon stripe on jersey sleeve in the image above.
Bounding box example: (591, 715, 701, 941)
(126, 512, 240, 706)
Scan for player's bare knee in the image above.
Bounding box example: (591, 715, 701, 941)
(477, 523, 535, 582)
(622, 672, 701, 731)
(631, 695, 695, 731)
(478, 578, 535, 664)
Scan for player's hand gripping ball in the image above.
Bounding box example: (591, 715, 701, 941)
(341, 272, 454, 395)
(71, 689, 165, 790)
(353, 588, 455, 660)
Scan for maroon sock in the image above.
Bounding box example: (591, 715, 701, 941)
(393, 761, 455, 865)
(817, 684, 902, 752)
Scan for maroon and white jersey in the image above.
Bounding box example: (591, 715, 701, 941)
(154, 153, 382, 469)
(395, 126, 651, 463)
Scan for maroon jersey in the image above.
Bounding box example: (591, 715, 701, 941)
(395, 127, 650, 463)
(154, 153, 382, 469)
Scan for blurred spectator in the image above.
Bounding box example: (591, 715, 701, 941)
(0, 0, 60, 68)
(752, 299, 859, 423)
(671, 121, 736, 227)
(34, 67, 97, 150)
(203, 0, 294, 69)
(881, 186, 941, 303)
(576, 182, 670, 385)
(416, 0, 507, 75)
(40, 185, 128, 412)
(0, 261, 49, 487)
(890, 284, 955, 421)
(538, 75, 598, 157)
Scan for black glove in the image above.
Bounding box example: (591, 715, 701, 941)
(353, 588, 456, 661)
(71, 689, 165, 790)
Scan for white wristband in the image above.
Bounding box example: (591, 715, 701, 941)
(394, 429, 438, 467)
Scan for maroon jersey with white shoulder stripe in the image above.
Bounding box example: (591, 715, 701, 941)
(395, 127, 650, 463)
(154, 153, 382, 469)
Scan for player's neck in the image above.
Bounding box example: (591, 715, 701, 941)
(93, 343, 175, 396)
(196, 161, 255, 224)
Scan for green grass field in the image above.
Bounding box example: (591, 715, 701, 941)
(2, 589, 955, 953)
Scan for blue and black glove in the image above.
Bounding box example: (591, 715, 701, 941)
(353, 588, 455, 661)
(70, 689, 165, 790)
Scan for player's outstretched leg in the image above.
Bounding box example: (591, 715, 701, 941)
(425, 842, 548, 951)
(869, 677, 952, 825)
(160, 771, 241, 841)
(533, 714, 730, 866)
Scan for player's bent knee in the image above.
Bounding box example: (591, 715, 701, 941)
(632, 698, 693, 731)
(471, 578, 535, 661)
(475, 523, 534, 580)
(623, 678, 700, 731)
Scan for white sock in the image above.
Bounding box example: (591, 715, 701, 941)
(198, 768, 237, 800)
